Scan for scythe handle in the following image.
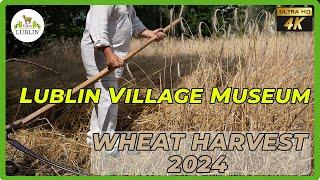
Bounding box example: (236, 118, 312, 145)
(6, 18, 182, 131)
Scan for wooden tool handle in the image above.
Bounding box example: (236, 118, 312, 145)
(6, 18, 182, 131)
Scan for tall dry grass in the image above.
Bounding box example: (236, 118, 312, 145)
(6, 30, 313, 174)
(129, 33, 313, 132)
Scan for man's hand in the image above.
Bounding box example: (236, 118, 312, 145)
(139, 29, 166, 42)
(152, 28, 166, 42)
(103, 46, 124, 70)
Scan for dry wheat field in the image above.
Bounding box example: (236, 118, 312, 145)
(6, 30, 313, 175)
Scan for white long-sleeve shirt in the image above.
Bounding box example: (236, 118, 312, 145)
(81, 5, 146, 54)
(81, 5, 146, 80)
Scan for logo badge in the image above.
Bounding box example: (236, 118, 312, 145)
(11, 9, 44, 43)
(276, 6, 313, 32)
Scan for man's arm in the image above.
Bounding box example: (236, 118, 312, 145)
(89, 5, 123, 70)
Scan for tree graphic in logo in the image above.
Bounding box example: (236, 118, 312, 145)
(32, 21, 41, 29)
(14, 21, 22, 30)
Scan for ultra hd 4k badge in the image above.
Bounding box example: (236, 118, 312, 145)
(276, 6, 313, 31)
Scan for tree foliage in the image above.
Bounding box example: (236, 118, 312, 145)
(6, 5, 275, 58)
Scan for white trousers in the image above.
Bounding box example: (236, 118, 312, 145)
(87, 80, 118, 144)
(81, 44, 125, 149)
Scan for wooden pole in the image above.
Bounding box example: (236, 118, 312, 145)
(6, 18, 182, 131)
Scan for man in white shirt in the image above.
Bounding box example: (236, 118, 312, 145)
(81, 5, 165, 156)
